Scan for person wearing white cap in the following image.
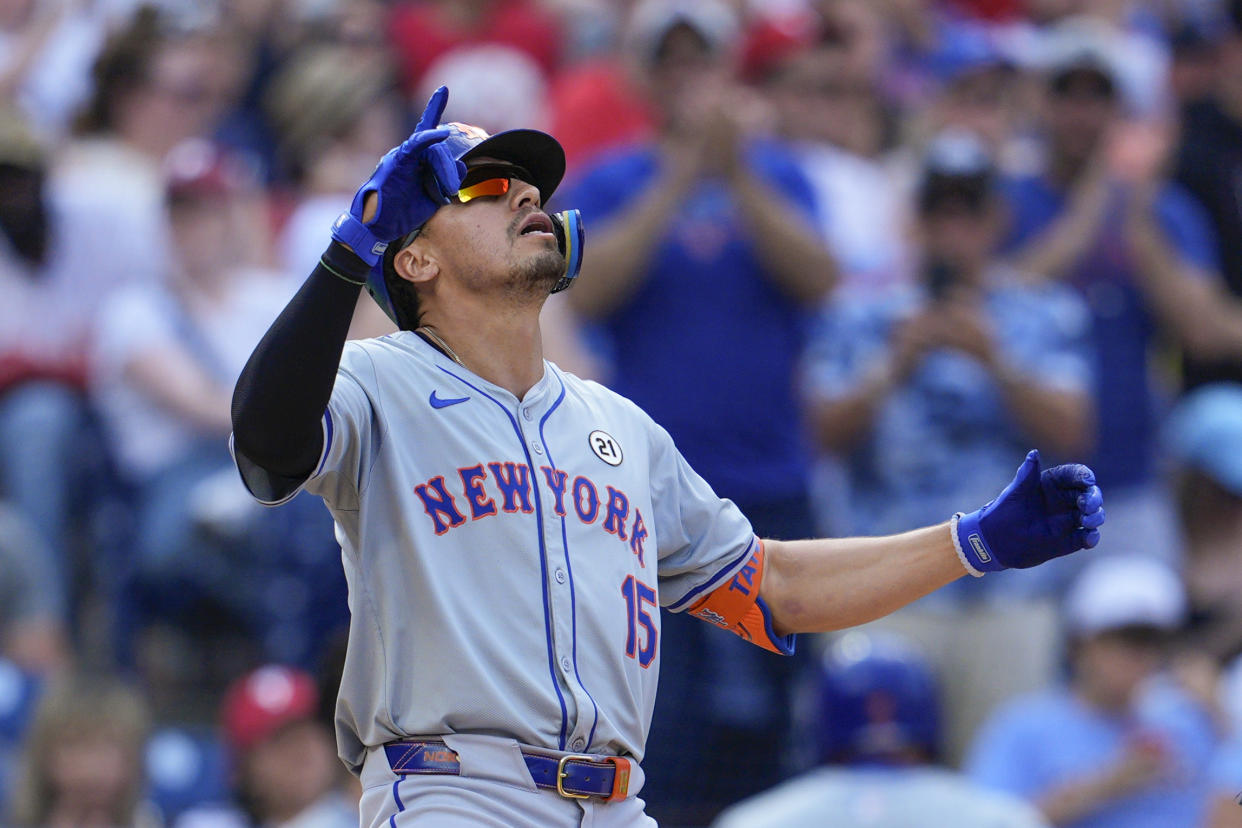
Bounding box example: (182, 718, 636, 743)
(1165, 383, 1242, 828)
(965, 557, 1218, 828)
(1165, 383, 1242, 663)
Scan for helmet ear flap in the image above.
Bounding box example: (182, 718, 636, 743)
(549, 209, 584, 294)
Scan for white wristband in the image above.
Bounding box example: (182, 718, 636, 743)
(950, 513, 985, 578)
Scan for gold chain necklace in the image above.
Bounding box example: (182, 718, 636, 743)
(415, 325, 466, 368)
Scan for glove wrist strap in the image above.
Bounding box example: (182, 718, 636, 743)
(331, 212, 388, 267)
(951, 512, 992, 577)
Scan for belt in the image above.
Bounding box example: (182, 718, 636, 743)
(384, 739, 632, 802)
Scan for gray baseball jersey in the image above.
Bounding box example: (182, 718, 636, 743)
(232, 331, 790, 773)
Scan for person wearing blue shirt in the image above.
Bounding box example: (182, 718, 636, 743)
(713, 631, 1051, 828)
(998, 45, 1242, 567)
(802, 128, 1094, 763)
(966, 557, 1218, 828)
(805, 130, 1094, 548)
(556, 2, 838, 823)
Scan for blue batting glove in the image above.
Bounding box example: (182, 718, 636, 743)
(330, 86, 466, 266)
(953, 449, 1105, 576)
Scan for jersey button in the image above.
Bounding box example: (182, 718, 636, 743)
(571, 738, 586, 751)
(523, 408, 533, 421)
(532, 442, 544, 455)
(554, 568, 566, 584)
(560, 656, 572, 672)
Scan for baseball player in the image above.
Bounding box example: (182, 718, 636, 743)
(229, 87, 1106, 827)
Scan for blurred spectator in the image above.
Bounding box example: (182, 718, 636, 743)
(1172, 0, 1242, 389)
(0, 656, 43, 810)
(7, 670, 158, 827)
(0, 0, 116, 140)
(966, 557, 1218, 828)
(1162, 382, 1242, 827)
(1165, 12, 1222, 108)
(175, 665, 355, 828)
(999, 10, 1170, 119)
(1165, 384, 1242, 665)
(51, 6, 229, 297)
(558, 0, 838, 821)
(416, 41, 551, 134)
(387, 0, 562, 102)
(0, 503, 69, 675)
(145, 724, 231, 825)
(913, 22, 1025, 165)
(545, 0, 653, 174)
(759, 9, 911, 294)
(999, 44, 1242, 567)
(264, 44, 404, 338)
(712, 631, 1050, 828)
(804, 128, 1092, 761)
(0, 107, 94, 615)
(89, 138, 344, 669)
(212, 0, 396, 181)
(805, 127, 1091, 537)
(1205, 734, 1242, 828)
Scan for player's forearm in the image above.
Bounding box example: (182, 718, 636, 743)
(730, 166, 837, 305)
(760, 526, 965, 635)
(231, 243, 364, 477)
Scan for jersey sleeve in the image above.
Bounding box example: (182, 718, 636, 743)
(647, 419, 795, 655)
(232, 342, 384, 510)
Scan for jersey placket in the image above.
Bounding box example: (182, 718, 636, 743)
(520, 392, 596, 754)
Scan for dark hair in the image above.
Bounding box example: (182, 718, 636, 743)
(1048, 64, 1117, 100)
(382, 234, 421, 331)
(917, 172, 992, 216)
(73, 5, 164, 135)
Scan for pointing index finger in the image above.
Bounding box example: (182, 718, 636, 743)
(416, 85, 450, 132)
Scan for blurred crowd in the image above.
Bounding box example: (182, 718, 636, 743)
(1, 0, 1242, 825)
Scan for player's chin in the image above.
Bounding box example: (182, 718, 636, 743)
(511, 249, 564, 295)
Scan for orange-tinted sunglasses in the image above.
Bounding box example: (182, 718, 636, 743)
(456, 177, 509, 203)
(455, 163, 534, 203)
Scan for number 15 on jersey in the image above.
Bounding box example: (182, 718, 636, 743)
(621, 575, 657, 668)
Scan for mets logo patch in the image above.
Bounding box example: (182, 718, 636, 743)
(589, 430, 623, 466)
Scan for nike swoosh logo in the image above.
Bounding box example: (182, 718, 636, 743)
(429, 391, 470, 409)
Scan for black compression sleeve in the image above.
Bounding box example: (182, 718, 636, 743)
(231, 241, 369, 478)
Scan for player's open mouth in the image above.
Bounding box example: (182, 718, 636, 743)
(518, 214, 555, 237)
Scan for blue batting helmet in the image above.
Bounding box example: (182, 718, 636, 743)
(817, 631, 941, 765)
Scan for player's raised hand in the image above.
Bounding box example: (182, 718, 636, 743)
(953, 449, 1105, 576)
(330, 86, 466, 266)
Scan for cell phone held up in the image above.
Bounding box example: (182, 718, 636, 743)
(925, 259, 960, 302)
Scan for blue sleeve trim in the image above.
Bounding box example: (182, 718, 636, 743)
(665, 537, 759, 612)
(316, 407, 335, 476)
